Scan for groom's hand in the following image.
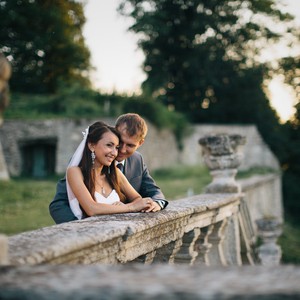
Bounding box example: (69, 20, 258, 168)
(141, 198, 161, 212)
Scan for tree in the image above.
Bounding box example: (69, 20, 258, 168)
(278, 54, 300, 217)
(119, 0, 300, 219)
(0, 0, 91, 93)
(279, 55, 300, 126)
(118, 0, 294, 123)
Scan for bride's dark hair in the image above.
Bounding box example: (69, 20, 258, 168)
(79, 121, 126, 203)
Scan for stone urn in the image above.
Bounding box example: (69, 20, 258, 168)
(199, 134, 246, 193)
(256, 217, 282, 266)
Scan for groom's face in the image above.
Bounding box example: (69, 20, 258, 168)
(116, 123, 144, 162)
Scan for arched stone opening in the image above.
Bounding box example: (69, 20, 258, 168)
(19, 138, 57, 178)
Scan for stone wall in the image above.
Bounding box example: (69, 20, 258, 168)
(0, 119, 279, 177)
(0, 118, 104, 176)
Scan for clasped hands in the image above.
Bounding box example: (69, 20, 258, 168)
(140, 197, 161, 212)
(112, 197, 161, 212)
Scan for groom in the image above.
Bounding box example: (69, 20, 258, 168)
(49, 113, 168, 223)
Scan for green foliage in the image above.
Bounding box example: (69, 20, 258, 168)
(49, 82, 106, 118)
(153, 164, 208, 179)
(4, 85, 126, 119)
(236, 167, 279, 179)
(276, 119, 300, 217)
(122, 96, 190, 149)
(0, 0, 91, 93)
(279, 221, 300, 264)
(283, 171, 300, 216)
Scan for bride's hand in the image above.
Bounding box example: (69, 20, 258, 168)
(112, 201, 125, 206)
(127, 198, 151, 212)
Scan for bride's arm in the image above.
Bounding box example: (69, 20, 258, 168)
(67, 167, 150, 216)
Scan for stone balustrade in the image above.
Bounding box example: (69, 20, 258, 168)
(0, 133, 293, 299)
(3, 172, 282, 267)
(6, 193, 241, 266)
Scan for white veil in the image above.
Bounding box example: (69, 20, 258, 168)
(66, 126, 89, 220)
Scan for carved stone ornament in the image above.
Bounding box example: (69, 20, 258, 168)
(256, 217, 282, 266)
(199, 134, 246, 193)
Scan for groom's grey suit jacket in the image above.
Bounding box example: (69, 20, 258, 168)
(49, 151, 168, 224)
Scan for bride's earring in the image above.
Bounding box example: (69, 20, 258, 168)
(91, 150, 95, 168)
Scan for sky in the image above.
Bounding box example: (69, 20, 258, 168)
(82, 0, 300, 122)
(82, 0, 145, 94)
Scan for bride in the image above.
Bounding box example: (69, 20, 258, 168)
(66, 121, 152, 220)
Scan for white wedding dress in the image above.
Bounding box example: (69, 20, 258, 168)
(69, 189, 121, 220)
(95, 189, 120, 204)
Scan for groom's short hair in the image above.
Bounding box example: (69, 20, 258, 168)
(115, 113, 148, 141)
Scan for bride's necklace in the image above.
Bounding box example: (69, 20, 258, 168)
(96, 174, 106, 196)
(101, 186, 106, 196)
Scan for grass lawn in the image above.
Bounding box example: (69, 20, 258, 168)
(152, 165, 211, 200)
(0, 177, 58, 235)
(0, 165, 299, 264)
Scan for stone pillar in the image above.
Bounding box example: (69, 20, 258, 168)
(0, 234, 9, 265)
(256, 217, 282, 266)
(131, 251, 157, 264)
(152, 239, 183, 264)
(206, 220, 228, 266)
(193, 225, 213, 266)
(0, 141, 9, 180)
(199, 134, 246, 193)
(173, 228, 201, 265)
(223, 214, 243, 266)
(0, 53, 11, 180)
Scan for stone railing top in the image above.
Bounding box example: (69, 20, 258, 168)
(238, 173, 280, 189)
(7, 193, 240, 266)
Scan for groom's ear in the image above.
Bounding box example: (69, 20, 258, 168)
(138, 139, 145, 148)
